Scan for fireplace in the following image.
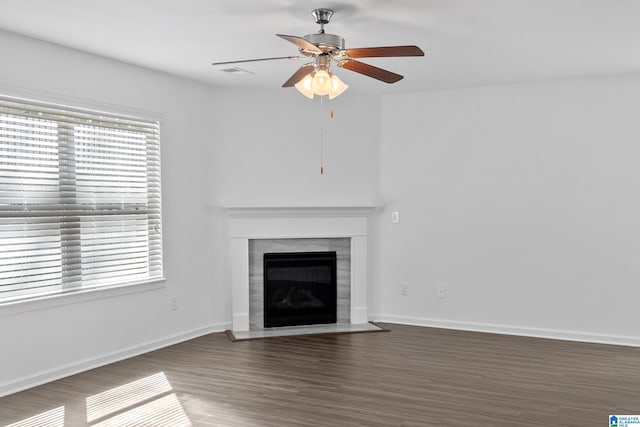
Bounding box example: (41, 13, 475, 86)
(263, 251, 337, 327)
(224, 205, 374, 332)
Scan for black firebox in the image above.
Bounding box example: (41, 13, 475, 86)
(263, 251, 337, 328)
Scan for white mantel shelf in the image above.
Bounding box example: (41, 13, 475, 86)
(224, 205, 376, 218)
(224, 205, 375, 332)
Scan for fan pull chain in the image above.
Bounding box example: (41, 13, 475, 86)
(320, 95, 324, 175)
(318, 97, 335, 175)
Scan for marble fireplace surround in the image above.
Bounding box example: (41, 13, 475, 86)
(225, 206, 374, 332)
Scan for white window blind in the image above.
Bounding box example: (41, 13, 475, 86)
(0, 96, 163, 303)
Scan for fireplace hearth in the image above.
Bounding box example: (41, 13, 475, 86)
(264, 251, 337, 328)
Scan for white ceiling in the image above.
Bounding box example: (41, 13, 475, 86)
(2, 0, 640, 94)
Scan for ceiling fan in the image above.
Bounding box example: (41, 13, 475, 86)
(212, 8, 425, 99)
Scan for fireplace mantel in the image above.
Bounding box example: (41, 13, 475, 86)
(224, 205, 376, 218)
(224, 205, 375, 332)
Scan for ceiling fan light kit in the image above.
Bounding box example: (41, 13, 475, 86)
(212, 8, 425, 100)
(294, 70, 348, 99)
(293, 51, 349, 99)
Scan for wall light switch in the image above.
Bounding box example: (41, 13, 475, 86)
(391, 211, 400, 224)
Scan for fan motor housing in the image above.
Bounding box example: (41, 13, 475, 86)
(303, 33, 344, 52)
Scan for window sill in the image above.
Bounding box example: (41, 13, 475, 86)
(0, 278, 167, 318)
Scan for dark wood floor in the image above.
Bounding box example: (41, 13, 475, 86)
(1, 323, 639, 426)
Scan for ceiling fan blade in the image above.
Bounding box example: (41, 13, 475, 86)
(276, 34, 323, 54)
(282, 64, 315, 87)
(344, 45, 424, 58)
(212, 56, 304, 66)
(338, 60, 404, 84)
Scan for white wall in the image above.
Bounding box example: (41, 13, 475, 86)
(376, 75, 640, 345)
(0, 30, 381, 395)
(0, 30, 225, 396)
(210, 87, 380, 206)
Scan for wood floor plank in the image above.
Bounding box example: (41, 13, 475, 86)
(1, 324, 639, 426)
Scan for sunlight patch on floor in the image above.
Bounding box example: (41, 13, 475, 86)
(85, 372, 173, 423)
(85, 371, 191, 426)
(91, 393, 190, 427)
(5, 406, 64, 427)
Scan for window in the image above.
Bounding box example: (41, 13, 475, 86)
(0, 96, 163, 303)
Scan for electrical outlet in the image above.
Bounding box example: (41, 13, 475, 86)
(437, 284, 446, 298)
(171, 296, 178, 311)
(391, 211, 400, 224)
(400, 282, 409, 296)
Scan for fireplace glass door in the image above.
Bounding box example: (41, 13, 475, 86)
(263, 251, 337, 328)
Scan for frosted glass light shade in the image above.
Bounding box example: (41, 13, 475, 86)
(294, 74, 314, 99)
(310, 69, 332, 95)
(328, 74, 348, 99)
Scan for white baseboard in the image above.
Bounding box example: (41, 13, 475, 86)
(370, 314, 640, 348)
(0, 322, 231, 398)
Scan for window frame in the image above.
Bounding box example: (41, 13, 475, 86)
(0, 94, 165, 310)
